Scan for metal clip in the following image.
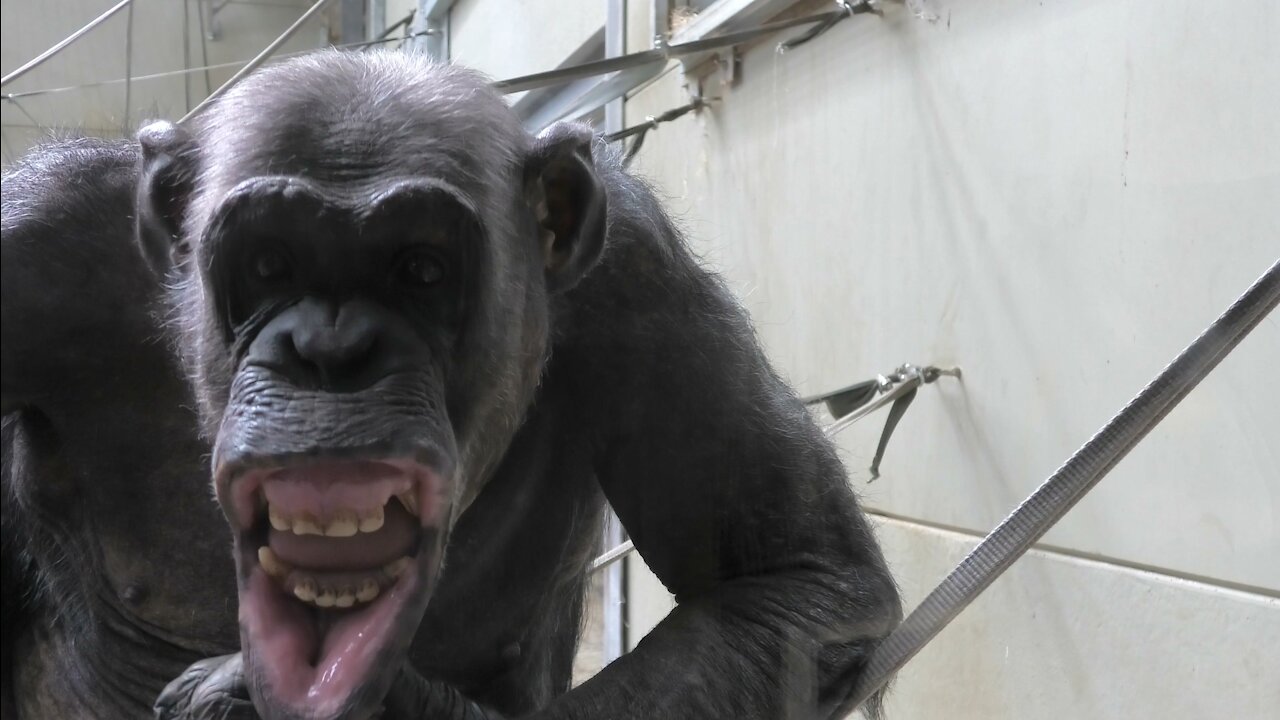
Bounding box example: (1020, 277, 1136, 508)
(816, 362, 961, 481)
(778, 0, 880, 53)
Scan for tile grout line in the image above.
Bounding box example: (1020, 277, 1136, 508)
(864, 507, 1280, 601)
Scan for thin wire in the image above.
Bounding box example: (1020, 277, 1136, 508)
(182, 0, 192, 112)
(374, 9, 415, 42)
(7, 97, 42, 128)
(2, 33, 423, 102)
(494, 6, 871, 95)
(604, 99, 705, 142)
(354, 30, 432, 51)
(1, 0, 134, 88)
(6, 4, 849, 110)
(122, 0, 134, 134)
(1, 131, 16, 163)
(180, 0, 338, 124)
(603, 98, 707, 165)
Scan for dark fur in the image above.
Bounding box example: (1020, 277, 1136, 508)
(1, 51, 900, 719)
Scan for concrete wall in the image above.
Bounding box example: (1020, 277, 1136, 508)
(618, 0, 1280, 717)
(1, 0, 329, 162)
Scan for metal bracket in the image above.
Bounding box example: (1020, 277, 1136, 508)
(810, 363, 961, 480)
(717, 47, 741, 87)
(202, 0, 223, 42)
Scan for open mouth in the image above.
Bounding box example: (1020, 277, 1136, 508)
(217, 457, 447, 718)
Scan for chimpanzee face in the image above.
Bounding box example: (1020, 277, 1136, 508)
(136, 52, 605, 720)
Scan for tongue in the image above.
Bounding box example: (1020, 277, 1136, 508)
(269, 502, 418, 570)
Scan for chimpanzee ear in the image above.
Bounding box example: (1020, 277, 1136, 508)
(136, 120, 197, 276)
(524, 121, 607, 294)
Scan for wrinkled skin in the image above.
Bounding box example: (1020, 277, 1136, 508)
(2, 52, 901, 720)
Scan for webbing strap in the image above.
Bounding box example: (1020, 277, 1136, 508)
(842, 257, 1280, 713)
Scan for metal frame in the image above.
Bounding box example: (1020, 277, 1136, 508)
(516, 59, 666, 132)
(669, 0, 801, 75)
(367, 0, 386, 42)
(412, 0, 452, 59)
(509, 29, 606, 130)
(339, 0, 366, 45)
(653, 0, 672, 47)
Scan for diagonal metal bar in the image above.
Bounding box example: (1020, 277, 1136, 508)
(591, 539, 635, 574)
(842, 258, 1280, 713)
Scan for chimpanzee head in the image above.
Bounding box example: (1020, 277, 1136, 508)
(135, 51, 606, 720)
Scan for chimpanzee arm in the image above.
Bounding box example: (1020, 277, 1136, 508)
(542, 159, 903, 719)
(382, 151, 902, 720)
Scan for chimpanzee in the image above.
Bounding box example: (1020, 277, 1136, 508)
(1, 51, 901, 720)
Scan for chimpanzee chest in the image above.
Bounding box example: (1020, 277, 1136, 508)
(407, 406, 607, 714)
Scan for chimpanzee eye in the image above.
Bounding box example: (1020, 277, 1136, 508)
(253, 248, 291, 282)
(397, 250, 445, 287)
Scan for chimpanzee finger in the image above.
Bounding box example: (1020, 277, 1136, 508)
(154, 653, 258, 720)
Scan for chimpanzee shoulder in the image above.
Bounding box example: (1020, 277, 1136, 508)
(4, 136, 241, 718)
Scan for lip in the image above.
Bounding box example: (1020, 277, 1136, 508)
(221, 457, 444, 533)
(215, 449, 449, 528)
(212, 454, 450, 719)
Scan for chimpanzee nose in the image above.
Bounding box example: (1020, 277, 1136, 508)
(255, 298, 386, 391)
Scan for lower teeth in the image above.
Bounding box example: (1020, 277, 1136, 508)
(258, 547, 412, 609)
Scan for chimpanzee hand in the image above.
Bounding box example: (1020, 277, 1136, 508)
(154, 653, 257, 720)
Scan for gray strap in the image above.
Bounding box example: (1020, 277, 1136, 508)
(843, 258, 1280, 713)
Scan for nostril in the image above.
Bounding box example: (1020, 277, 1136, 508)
(289, 311, 381, 390)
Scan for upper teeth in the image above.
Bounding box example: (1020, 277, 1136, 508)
(358, 506, 384, 533)
(267, 492, 417, 536)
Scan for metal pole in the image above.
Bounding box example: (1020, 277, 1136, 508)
(413, 0, 452, 59)
(367, 0, 386, 42)
(600, 0, 628, 667)
(179, 0, 338, 125)
(122, 0, 134, 134)
(1, 0, 134, 88)
(591, 540, 634, 574)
